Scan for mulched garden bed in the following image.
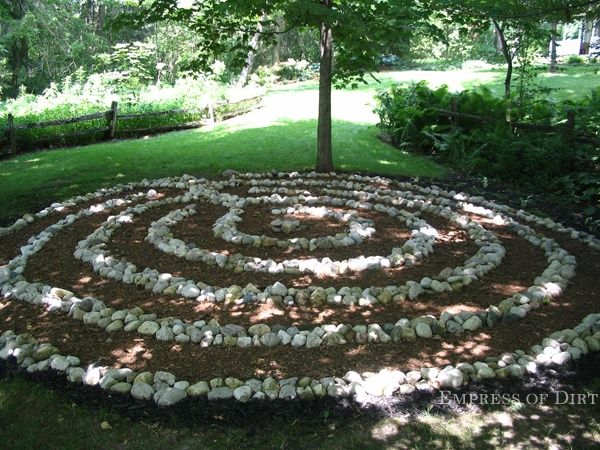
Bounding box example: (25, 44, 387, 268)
(1, 179, 599, 385)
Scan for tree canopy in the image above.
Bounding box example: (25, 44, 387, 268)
(129, 0, 434, 171)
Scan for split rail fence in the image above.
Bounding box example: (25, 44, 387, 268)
(0, 96, 263, 156)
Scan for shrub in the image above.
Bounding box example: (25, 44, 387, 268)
(566, 55, 586, 65)
(0, 70, 264, 150)
(379, 55, 401, 67)
(250, 59, 317, 87)
(375, 82, 600, 227)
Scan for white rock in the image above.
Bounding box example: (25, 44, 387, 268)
(436, 368, 464, 388)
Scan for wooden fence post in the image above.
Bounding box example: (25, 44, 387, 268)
(450, 97, 458, 127)
(566, 110, 575, 134)
(7, 114, 16, 154)
(108, 101, 118, 140)
(208, 103, 215, 124)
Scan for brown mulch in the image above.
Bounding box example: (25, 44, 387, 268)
(0, 231, 598, 381)
(14, 191, 547, 325)
(110, 200, 476, 287)
(1, 186, 599, 382)
(0, 188, 180, 266)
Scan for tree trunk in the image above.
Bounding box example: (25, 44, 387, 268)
(83, 0, 96, 25)
(96, 3, 106, 34)
(493, 20, 512, 99)
(316, 14, 333, 173)
(273, 36, 281, 64)
(493, 27, 504, 54)
(549, 22, 558, 72)
(580, 19, 593, 54)
(236, 13, 266, 88)
(8, 36, 28, 98)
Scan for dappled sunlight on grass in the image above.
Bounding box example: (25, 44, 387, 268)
(3, 66, 599, 222)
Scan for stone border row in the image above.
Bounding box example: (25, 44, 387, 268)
(146, 201, 436, 277)
(77, 182, 503, 305)
(215, 203, 377, 250)
(1, 312, 598, 405)
(230, 170, 600, 250)
(0, 174, 577, 351)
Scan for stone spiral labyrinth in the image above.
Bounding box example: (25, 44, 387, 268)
(1, 171, 600, 406)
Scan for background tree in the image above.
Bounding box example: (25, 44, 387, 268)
(0, 0, 145, 98)
(129, 0, 432, 172)
(441, 0, 600, 98)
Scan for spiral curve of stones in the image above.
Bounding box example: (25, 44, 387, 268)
(0, 170, 599, 406)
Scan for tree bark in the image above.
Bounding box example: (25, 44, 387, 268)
(493, 20, 512, 99)
(236, 13, 266, 88)
(8, 36, 28, 98)
(580, 19, 593, 54)
(316, 3, 334, 173)
(549, 22, 558, 72)
(96, 2, 106, 34)
(493, 26, 504, 54)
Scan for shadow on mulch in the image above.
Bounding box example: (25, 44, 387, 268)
(349, 169, 594, 234)
(1, 353, 599, 429)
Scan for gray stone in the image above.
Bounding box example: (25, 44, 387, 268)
(248, 324, 271, 337)
(156, 327, 175, 341)
(110, 382, 132, 394)
(237, 336, 252, 348)
(233, 385, 252, 403)
(310, 288, 327, 305)
(262, 377, 279, 391)
(124, 320, 141, 332)
(225, 377, 244, 389)
(174, 381, 190, 391)
(207, 387, 234, 401)
(187, 381, 210, 397)
(154, 371, 176, 386)
(270, 282, 288, 297)
(33, 345, 59, 361)
(131, 382, 154, 401)
(50, 356, 70, 372)
(298, 386, 315, 400)
(462, 316, 483, 331)
(154, 387, 187, 406)
(430, 280, 445, 292)
(278, 330, 292, 345)
(138, 321, 160, 335)
(291, 334, 307, 347)
(260, 332, 281, 347)
(507, 364, 525, 378)
(322, 332, 346, 346)
(408, 284, 423, 300)
(106, 320, 124, 333)
(446, 320, 463, 334)
(181, 285, 200, 299)
(100, 375, 118, 390)
(279, 384, 297, 399)
(134, 372, 154, 384)
(415, 323, 432, 339)
(305, 333, 322, 348)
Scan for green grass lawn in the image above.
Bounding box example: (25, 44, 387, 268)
(2, 64, 599, 223)
(0, 86, 445, 224)
(1, 372, 599, 450)
(2, 66, 600, 448)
